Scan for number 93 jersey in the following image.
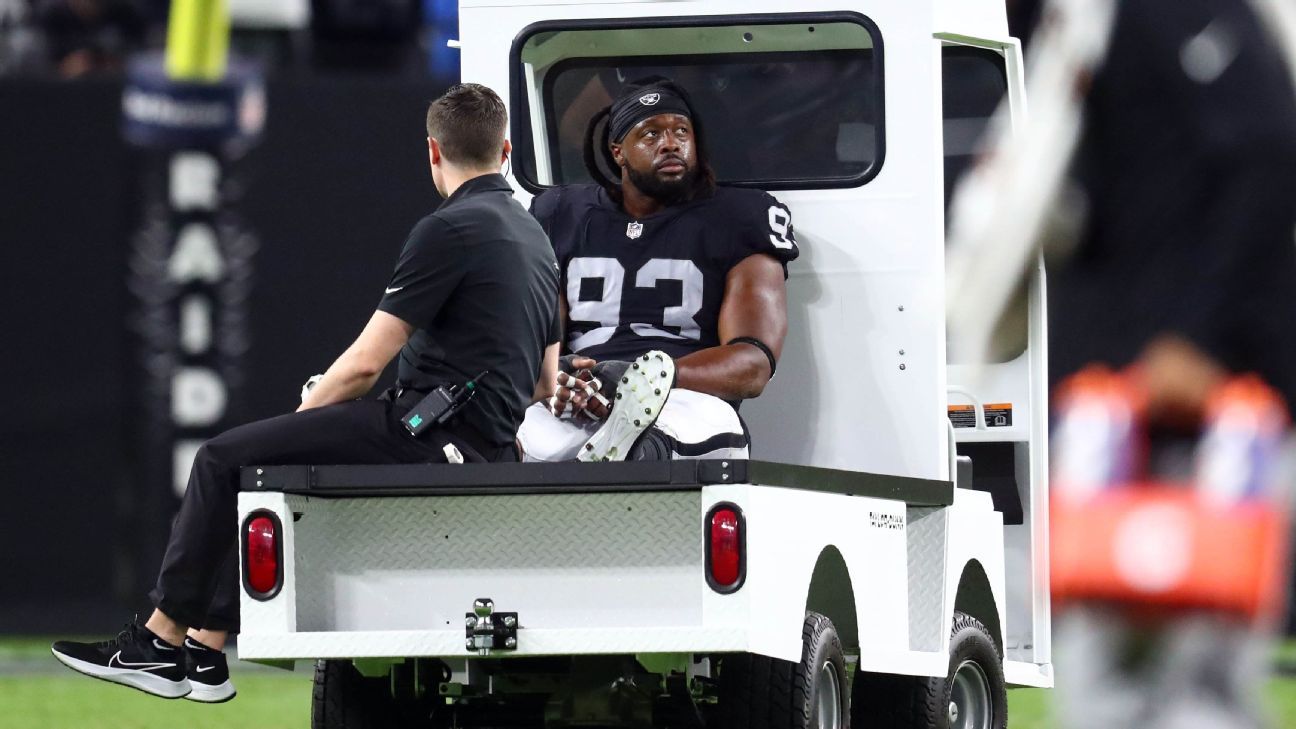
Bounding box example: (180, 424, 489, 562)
(529, 184, 799, 362)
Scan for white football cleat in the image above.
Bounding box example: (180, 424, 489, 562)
(578, 351, 675, 462)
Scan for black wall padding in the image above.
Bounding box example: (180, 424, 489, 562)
(0, 73, 450, 633)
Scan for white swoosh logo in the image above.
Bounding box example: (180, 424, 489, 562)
(195, 665, 216, 673)
(1180, 20, 1237, 84)
(385, 286, 404, 294)
(109, 650, 175, 671)
(153, 639, 177, 651)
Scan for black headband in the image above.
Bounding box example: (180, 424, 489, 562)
(607, 86, 693, 143)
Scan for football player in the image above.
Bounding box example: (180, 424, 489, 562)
(522, 79, 798, 461)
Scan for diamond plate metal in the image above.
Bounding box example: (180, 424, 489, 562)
(290, 491, 702, 632)
(906, 506, 948, 652)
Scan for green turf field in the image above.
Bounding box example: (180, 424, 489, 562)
(3, 638, 1294, 728)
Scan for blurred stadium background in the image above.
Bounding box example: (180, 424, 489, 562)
(1, 0, 1295, 726)
(0, 0, 455, 634)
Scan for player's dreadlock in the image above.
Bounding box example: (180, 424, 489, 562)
(583, 77, 717, 204)
(582, 105, 618, 196)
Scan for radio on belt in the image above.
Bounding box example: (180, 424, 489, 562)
(401, 372, 486, 437)
(466, 598, 518, 653)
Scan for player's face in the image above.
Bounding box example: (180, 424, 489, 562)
(614, 113, 697, 202)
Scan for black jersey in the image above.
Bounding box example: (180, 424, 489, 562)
(530, 184, 798, 362)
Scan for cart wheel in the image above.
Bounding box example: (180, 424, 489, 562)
(312, 659, 400, 729)
(850, 611, 1006, 729)
(718, 611, 850, 729)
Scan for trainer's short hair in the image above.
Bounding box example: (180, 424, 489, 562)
(426, 83, 508, 168)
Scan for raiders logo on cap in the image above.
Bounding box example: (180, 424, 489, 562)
(638, 93, 661, 106)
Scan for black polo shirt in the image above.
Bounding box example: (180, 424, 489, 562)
(378, 173, 560, 445)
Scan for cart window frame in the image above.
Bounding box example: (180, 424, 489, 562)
(508, 12, 886, 194)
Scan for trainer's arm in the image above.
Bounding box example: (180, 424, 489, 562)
(298, 310, 414, 412)
(675, 253, 788, 400)
(533, 342, 560, 403)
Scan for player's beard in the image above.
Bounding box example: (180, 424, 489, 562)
(626, 160, 696, 205)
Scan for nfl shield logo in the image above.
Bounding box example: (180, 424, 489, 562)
(626, 221, 644, 239)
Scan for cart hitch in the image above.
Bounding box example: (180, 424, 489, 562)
(465, 597, 518, 653)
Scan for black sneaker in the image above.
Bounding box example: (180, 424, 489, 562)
(51, 622, 191, 699)
(183, 637, 237, 703)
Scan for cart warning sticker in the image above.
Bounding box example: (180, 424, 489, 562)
(947, 403, 1013, 428)
(869, 511, 905, 531)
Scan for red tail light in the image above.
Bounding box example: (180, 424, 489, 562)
(707, 504, 745, 592)
(243, 512, 282, 599)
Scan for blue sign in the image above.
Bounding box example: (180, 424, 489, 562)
(122, 53, 265, 150)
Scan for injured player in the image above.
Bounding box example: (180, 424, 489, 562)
(522, 78, 798, 462)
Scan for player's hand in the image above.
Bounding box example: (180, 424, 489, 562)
(587, 360, 631, 411)
(559, 355, 597, 374)
(565, 359, 644, 421)
(577, 369, 613, 420)
(550, 369, 582, 416)
(551, 360, 601, 418)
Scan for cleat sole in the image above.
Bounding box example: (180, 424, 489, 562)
(578, 351, 674, 462)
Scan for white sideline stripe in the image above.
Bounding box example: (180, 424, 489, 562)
(50, 649, 192, 698)
(186, 679, 237, 703)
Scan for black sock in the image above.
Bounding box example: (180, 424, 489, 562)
(184, 636, 219, 652)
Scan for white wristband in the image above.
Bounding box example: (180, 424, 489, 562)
(300, 374, 324, 403)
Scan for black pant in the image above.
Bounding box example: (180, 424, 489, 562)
(149, 391, 515, 633)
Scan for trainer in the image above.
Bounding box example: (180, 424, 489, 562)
(51, 83, 560, 704)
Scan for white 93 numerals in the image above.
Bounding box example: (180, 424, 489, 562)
(566, 209, 790, 351)
(566, 257, 703, 351)
(768, 205, 795, 250)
